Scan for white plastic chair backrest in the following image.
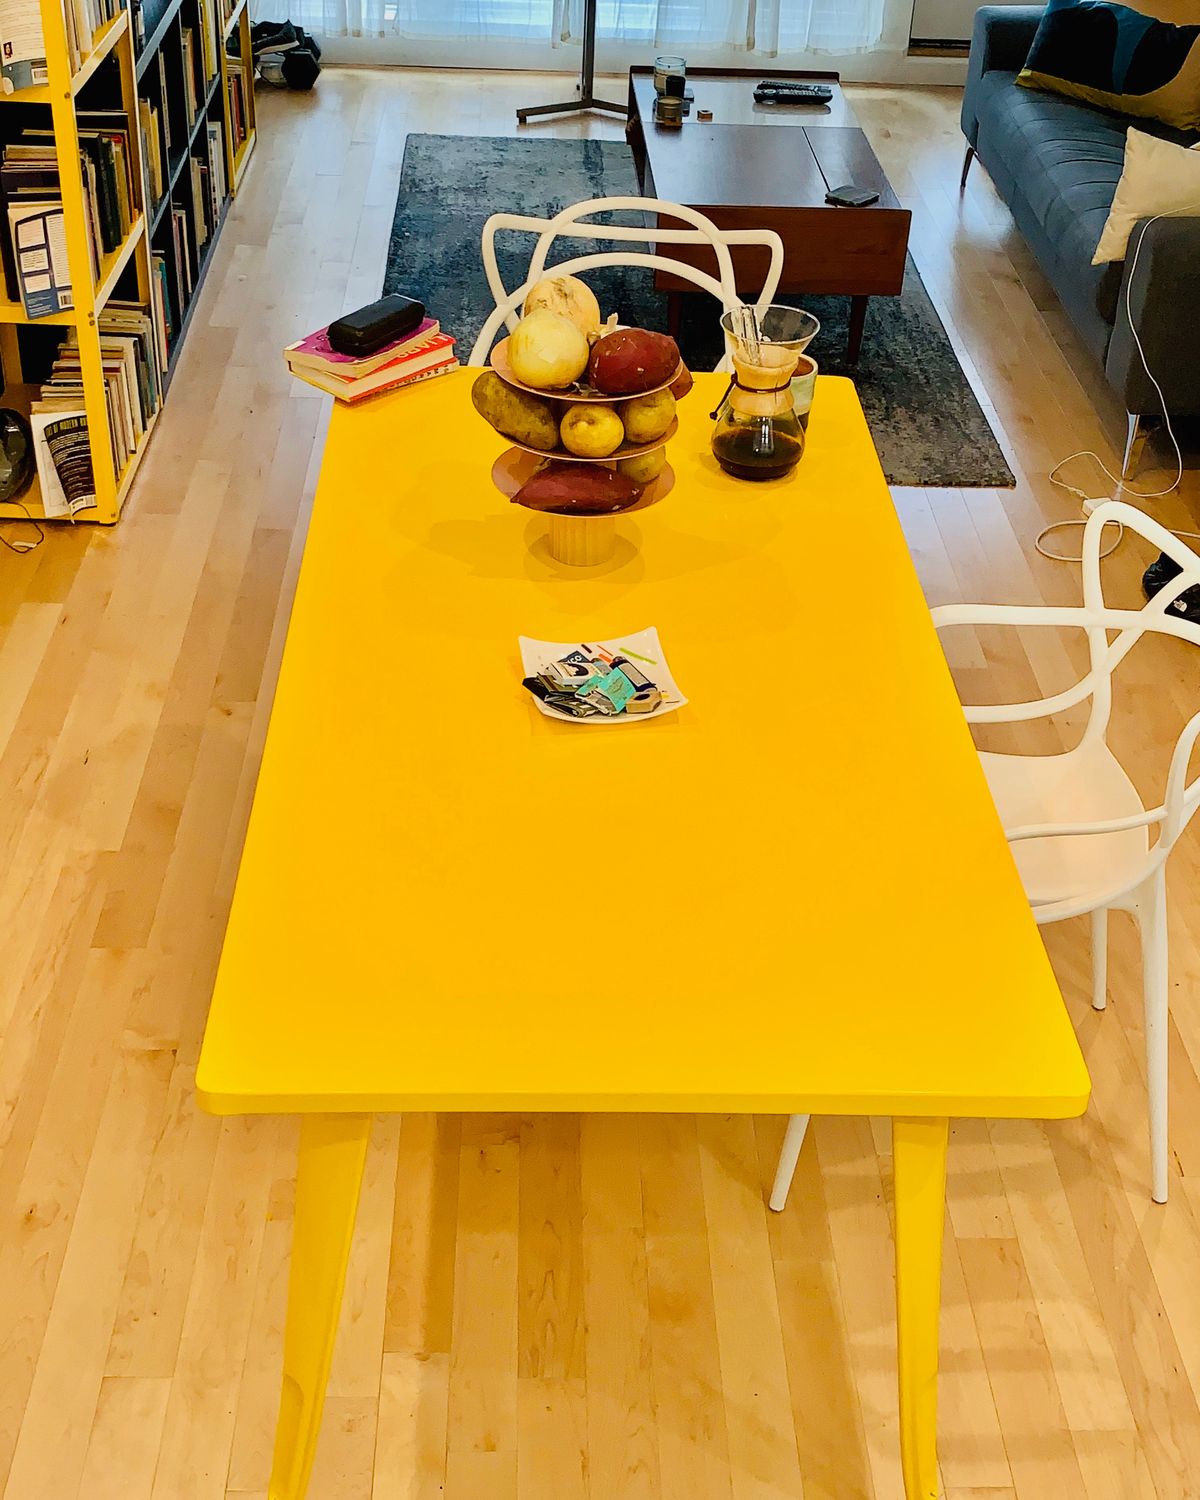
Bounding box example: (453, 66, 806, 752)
(934, 499, 1200, 860)
(467, 197, 785, 370)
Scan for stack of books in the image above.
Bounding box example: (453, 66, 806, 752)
(154, 53, 175, 161)
(1, 111, 136, 316)
(138, 97, 165, 208)
(227, 68, 248, 154)
(284, 317, 458, 402)
(197, 0, 219, 82)
(193, 120, 227, 244)
(33, 301, 162, 500)
(63, 0, 124, 70)
(181, 27, 199, 121)
(150, 250, 173, 367)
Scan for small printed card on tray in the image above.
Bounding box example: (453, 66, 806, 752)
(519, 627, 686, 725)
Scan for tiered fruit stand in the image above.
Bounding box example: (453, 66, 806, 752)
(483, 333, 686, 566)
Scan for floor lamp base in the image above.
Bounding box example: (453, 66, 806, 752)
(517, 95, 628, 122)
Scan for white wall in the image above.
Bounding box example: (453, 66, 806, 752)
(911, 0, 1025, 45)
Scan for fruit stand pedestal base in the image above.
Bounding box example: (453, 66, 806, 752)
(547, 512, 617, 566)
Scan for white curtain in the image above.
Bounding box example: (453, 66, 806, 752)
(275, 0, 889, 54)
(590, 0, 887, 55)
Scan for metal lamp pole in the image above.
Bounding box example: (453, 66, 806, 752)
(516, 0, 627, 122)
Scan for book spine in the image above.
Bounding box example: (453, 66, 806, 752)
(92, 140, 119, 251)
(345, 360, 459, 403)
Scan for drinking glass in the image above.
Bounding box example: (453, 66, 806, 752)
(653, 55, 686, 93)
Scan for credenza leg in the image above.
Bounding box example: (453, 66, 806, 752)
(848, 296, 868, 365)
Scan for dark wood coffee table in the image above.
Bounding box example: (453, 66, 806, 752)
(626, 67, 912, 364)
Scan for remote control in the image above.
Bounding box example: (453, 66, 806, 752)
(754, 81, 834, 105)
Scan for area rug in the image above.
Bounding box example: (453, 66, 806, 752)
(386, 133, 1015, 489)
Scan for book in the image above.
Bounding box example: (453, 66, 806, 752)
(197, 0, 218, 79)
(190, 156, 208, 247)
(288, 356, 459, 404)
(181, 28, 198, 120)
(285, 318, 442, 376)
(0, 0, 49, 93)
(30, 410, 95, 518)
(139, 98, 165, 205)
(157, 52, 172, 150)
(166, 211, 185, 314)
(227, 68, 246, 150)
(150, 250, 173, 364)
(205, 121, 227, 221)
(286, 334, 456, 391)
(171, 205, 192, 298)
(8, 201, 71, 315)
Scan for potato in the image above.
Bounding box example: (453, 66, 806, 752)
(619, 388, 675, 444)
(471, 370, 560, 451)
(616, 448, 666, 485)
(588, 329, 680, 396)
(514, 461, 642, 514)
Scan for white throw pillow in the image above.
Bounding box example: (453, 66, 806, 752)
(1093, 127, 1200, 265)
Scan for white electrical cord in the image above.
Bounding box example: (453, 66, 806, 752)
(0, 498, 43, 554)
(1036, 203, 1200, 564)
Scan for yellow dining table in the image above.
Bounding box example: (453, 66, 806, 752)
(197, 369, 1090, 1500)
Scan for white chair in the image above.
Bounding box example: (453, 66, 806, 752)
(770, 500, 1200, 1211)
(467, 197, 785, 370)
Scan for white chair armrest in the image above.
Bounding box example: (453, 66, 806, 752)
(930, 603, 1089, 630)
(1005, 809, 1164, 841)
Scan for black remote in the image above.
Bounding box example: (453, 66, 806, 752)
(754, 82, 834, 105)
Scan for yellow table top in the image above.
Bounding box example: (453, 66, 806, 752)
(196, 370, 1089, 1120)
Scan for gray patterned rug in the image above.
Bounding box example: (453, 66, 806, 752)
(386, 133, 1014, 488)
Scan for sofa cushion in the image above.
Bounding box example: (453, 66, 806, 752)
(1018, 0, 1200, 132)
(1094, 127, 1200, 261)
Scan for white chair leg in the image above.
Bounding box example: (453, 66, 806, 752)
(769, 1113, 811, 1212)
(1121, 412, 1148, 482)
(1138, 870, 1170, 1204)
(1091, 907, 1108, 1011)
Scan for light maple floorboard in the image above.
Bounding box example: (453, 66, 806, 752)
(0, 66, 1198, 1500)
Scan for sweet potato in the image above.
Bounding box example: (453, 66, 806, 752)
(588, 329, 680, 396)
(514, 461, 642, 514)
(669, 364, 694, 401)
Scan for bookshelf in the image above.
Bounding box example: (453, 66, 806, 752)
(0, 0, 256, 524)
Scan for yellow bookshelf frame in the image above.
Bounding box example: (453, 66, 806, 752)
(219, 0, 256, 195)
(0, 0, 152, 522)
(0, 0, 257, 524)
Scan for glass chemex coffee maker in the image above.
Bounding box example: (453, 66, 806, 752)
(711, 305, 820, 481)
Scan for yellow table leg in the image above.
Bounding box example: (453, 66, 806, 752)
(893, 1116, 948, 1500)
(269, 1113, 372, 1500)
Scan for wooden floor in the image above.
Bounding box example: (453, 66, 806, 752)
(1, 67, 1199, 1500)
